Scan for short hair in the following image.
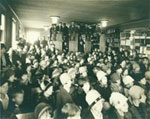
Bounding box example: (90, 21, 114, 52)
(5, 69, 15, 79)
(61, 103, 80, 118)
(0, 43, 6, 49)
(10, 88, 24, 98)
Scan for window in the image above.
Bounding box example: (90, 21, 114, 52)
(12, 18, 17, 49)
(0, 14, 6, 43)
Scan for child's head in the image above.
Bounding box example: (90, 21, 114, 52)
(142, 57, 149, 65)
(110, 92, 129, 114)
(0, 82, 9, 94)
(60, 73, 72, 88)
(34, 102, 53, 119)
(61, 103, 81, 119)
(123, 76, 134, 88)
(96, 70, 108, 88)
(79, 66, 88, 78)
(129, 85, 146, 107)
(68, 68, 76, 81)
(110, 73, 121, 85)
(44, 84, 53, 97)
(11, 88, 24, 105)
(2, 69, 15, 83)
(115, 65, 123, 74)
(132, 62, 140, 73)
(7, 69, 16, 83)
(122, 68, 128, 76)
(20, 74, 28, 85)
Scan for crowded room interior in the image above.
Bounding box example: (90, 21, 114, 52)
(0, 0, 150, 119)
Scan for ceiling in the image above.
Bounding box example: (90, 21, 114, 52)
(8, 0, 149, 29)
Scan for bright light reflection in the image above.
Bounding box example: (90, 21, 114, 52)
(27, 31, 40, 44)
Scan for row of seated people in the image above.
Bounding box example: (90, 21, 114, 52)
(0, 41, 150, 119)
(50, 22, 100, 41)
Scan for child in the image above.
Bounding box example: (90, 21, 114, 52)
(0, 79, 9, 117)
(8, 88, 24, 114)
(128, 85, 146, 119)
(110, 73, 123, 93)
(56, 73, 74, 119)
(122, 75, 134, 97)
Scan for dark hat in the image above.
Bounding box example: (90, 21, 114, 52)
(0, 43, 6, 49)
(114, 64, 122, 71)
(0, 72, 7, 86)
(34, 102, 52, 119)
(5, 69, 15, 79)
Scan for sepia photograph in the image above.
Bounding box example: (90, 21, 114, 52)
(0, 0, 150, 119)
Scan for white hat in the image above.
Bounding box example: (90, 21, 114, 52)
(68, 68, 76, 76)
(109, 92, 128, 106)
(60, 73, 71, 85)
(86, 89, 101, 106)
(122, 75, 134, 85)
(57, 55, 62, 62)
(45, 56, 49, 61)
(26, 58, 31, 64)
(52, 68, 62, 78)
(128, 85, 144, 99)
(79, 66, 87, 74)
(87, 57, 92, 62)
(64, 59, 68, 64)
(40, 60, 47, 67)
(96, 70, 106, 81)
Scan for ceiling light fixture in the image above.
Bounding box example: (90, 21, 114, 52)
(50, 16, 60, 24)
(101, 20, 108, 27)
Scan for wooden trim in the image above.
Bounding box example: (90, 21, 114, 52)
(8, 5, 23, 26)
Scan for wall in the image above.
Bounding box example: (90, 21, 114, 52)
(120, 19, 150, 31)
(24, 28, 43, 44)
(0, 0, 24, 49)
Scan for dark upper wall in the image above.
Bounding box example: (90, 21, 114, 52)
(0, 0, 24, 49)
(120, 19, 150, 31)
(106, 19, 150, 33)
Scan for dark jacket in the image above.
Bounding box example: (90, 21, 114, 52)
(7, 100, 21, 114)
(129, 102, 144, 119)
(56, 86, 73, 119)
(56, 86, 73, 110)
(0, 53, 12, 71)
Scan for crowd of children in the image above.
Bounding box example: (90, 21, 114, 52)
(50, 22, 100, 41)
(0, 38, 150, 119)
